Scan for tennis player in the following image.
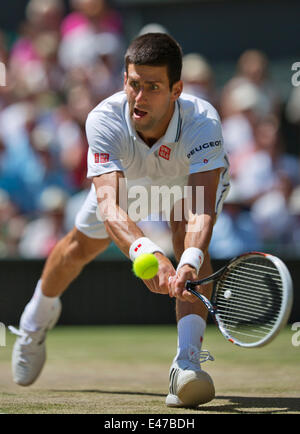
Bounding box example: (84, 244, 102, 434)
(10, 33, 229, 408)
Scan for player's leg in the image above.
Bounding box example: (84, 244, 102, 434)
(166, 205, 215, 407)
(19, 227, 110, 332)
(11, 186, 111, 386)
(40, 226, 110, 297)
(10, 227, 110, 386)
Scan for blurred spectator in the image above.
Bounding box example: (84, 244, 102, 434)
(0, 2, 298, 258)
(0, 30, 8, 106)
(18, 186, 68, 258)
(221, 80, 264, 178)
(182, 53, 218, 107)
(138, 23, 169, 36)
(57, 84, 94, 188)
(237, 50, 281, 111)
(285, 86, 300, 127)
(209, 183, 262, 259)
(61, 0, 123, 38)
(0, 35, 9, 108)
(232, 115, 300, 246)
(283, 86, 300, 156)
(0, 102, 40, 212)
(0, 0, 127, 257)
(26, 0, 64, 33)
(0, 101, 74, 213)
(234, 115, 299, 203)
(220, 49, 281, 120)
(9, 0, 64, 70)
(289, 186, 300, 255)
(29, 121, 77, 196)
(33, 31, 65, 94)
(0, 30, 8, 64)
(0, 189, 27, 257)
(59, 0, 124, 100)
(220, 49, 282, 175)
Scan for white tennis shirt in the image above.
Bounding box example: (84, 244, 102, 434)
(85, 91, 230, 218)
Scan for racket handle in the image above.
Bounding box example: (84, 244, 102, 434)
(185, 285, 216, 316)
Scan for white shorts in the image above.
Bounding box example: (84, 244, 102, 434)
(75, 176, 230, 239)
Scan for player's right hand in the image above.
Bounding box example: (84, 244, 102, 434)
(168, 264, 200, 302)
(142, 252, 176, 295)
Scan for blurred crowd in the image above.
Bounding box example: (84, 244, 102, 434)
(0, 0, 299, 259)
(182, 50, 300, 259)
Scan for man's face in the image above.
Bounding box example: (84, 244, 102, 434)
(124, 64, 182, 143)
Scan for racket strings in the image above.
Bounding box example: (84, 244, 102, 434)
(224, 267, 282, 288)
(219, 279, 283, 302)
(215, 257, 283, 344)
(217, 299, 280, 320)
(217, 283, 282, 310)
(219, 285, 282, 305)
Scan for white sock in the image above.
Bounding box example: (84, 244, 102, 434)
(20, 280, 59, 332)
(174, 314, 206, 362)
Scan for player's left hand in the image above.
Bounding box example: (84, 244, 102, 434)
(142, 252, 176, 295)
(168, 264, 200, 302)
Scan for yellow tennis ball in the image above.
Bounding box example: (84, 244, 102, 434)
(133, 253, 159, 280)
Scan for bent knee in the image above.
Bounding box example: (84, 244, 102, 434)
(62, 228, 110, 267)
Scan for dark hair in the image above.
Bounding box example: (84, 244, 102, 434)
(125, 33, 182, 89)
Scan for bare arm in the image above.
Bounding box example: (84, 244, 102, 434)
(169, 168, 221, 301)
(184, 168, 220, 252)
(93, 171, 176, 293)
(93, 171, 144, 256)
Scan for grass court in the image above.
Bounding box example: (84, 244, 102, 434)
(0, 325, 299, 414)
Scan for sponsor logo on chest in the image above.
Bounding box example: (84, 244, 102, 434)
(158, 145, 171, 160)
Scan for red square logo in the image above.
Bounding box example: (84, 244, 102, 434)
(100, 153, 109, 163)
(159, 145, 171, 160)
(134, 243, 142, 253)
(94, 153, 99, 163)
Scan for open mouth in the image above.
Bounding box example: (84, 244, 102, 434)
(133, 108, 148, 119)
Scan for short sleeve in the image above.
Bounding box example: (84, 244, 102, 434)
(184, 115, 227, 175)
(86, 111, 125, 179)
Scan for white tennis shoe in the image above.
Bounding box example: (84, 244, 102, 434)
(9, 299, 62, 386)
(165, 345, 215, 408)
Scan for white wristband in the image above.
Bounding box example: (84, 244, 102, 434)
(176, 247, 204, 274)
(129, 237, 165, 261)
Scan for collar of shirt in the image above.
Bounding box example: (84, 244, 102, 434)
(124, 100, 182, 155)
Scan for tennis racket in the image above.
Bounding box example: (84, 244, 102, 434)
(185, 252, 293, 348)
